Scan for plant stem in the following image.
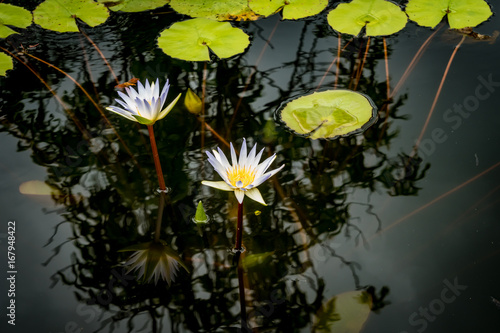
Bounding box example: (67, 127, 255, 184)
(147, 125, 166, 191)
(235, 202, 243, 251)
(154, 193, 165, 242)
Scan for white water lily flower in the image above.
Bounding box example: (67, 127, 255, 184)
(202, 138, 284, 206)
(106, 78, 181, 125)
(120, 241, 188, 285)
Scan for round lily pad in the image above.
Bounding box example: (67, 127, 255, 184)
(158, 18, 250, 61)
(276, 90, 378, 140)
(249, 0, 329, 20)
(0, 52, 14, 76)
(33, 0, 109, 33)
(107, 0, 170, 12)
(0, 3, 32, 38)
(169, 0, 257, 21)
(327, 0, 407, 37)
(405, 0, 493, 29)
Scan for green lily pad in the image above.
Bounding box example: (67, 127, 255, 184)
(106, 0, 170, 12)
(405, 0, 492, 29)
(314, 290, 372, 333)
(327, 0, 407, 37)
(0, 3, 32, 38)
(33, 0, 109, 33)
(0, 52, 14, 76)
(249, 0, 328, 20)
(327, 0, 408, 36)
(169, 0, 258, 21)
(276, 90, 378, 140)
(158, 18, 250, 61)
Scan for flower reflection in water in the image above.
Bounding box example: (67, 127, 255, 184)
(120, 240, 188, 285)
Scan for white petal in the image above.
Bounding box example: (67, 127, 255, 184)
(253, 164, 284, 187)
(245, 188, 267, 206)
(246, 143, 258, 168)
(216, 147, 231, 170)
(202, 180, 234, 191)
(254, 154, 277, 178)
(230, 142, 238, 167)
(234, 189, 245, 203)
(239, 138, 247, 166)
(106, 106, 138, 122)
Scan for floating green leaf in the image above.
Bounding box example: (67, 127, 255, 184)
(106, 0, 170, 12)
(0, 3, 32, 38)
(169, 0, 258, 21)
(249, 0, 328, 20)
(314, 290, 372, 333)
(158, 18, 250, 61)
(277, 90, 378, 140)
(242, 251, 274, 269)
(33, 0, 109, 33)
(405, 0, 492, 29)
(0, 52, 13, 76)
(327, 0, 407, 37)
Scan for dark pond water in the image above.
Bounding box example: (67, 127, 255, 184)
(1, 1, 500, 332)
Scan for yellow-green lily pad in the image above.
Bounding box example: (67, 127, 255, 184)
(327, 0, 407, 37)
(33, 0, 109, 33)
(249, 0, 328, 20)
(314, 290, 372, 333)
(0, 3, 32, 38)
(106, 0, 170, 12)
(169, 0, 257, 21)
(276, 90, 378, 140)
(405, 0, 493, 29)
(158, 18, 250, 61)
(0, 52, 14, 76)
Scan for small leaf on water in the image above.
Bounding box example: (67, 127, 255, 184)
(0, 52, 13, 76)
(105, 0, 169, 12)
(169, 0, 256, 21)
(249, 0, 328, 20)
(194, 201, 208, 222)
(405, 0, 493, 29)
(33, 0, 109, 33)
(327, 0, 407, 37)
(314, 290, 372, 333)
(0, 3, 32, 38)
(184, 88, 203, 114)
(19, 180, 61, 196)
(242, 251, 274, 269)
(158, 18, 250, 61)
(276, 90, 377, 140)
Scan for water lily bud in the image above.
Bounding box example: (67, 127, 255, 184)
(184, 88, 203, 114)
(194, 200, 208, 223)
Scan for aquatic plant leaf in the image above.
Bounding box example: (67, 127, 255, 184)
(0, 3, 32, 38)
(405, 0, 492, 29)
(33, 0, 109, 33)
(0, 52, 13, 76)
(249, 0, 328, 20)
(107, 0, 170, 12)
(242, 251, 274, 269)
(314, 290, 372, 333)
(169, 0, 257, 21)
(327, 0, 407, 36)
(19, 180, 61, 196)
(158, 18, 250, 61)
(277, 90, 377, 140)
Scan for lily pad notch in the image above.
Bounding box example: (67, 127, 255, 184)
(158, 18, 250, 61)
(276, 90, 378, 140)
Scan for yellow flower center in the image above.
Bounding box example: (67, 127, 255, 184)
(227, 166, 255, 188)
